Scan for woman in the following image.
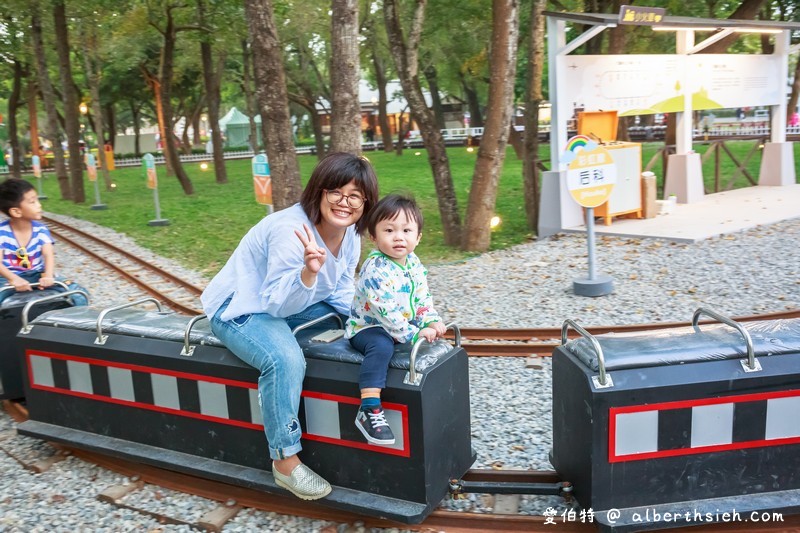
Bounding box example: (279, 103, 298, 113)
(201, 152, 379, 500)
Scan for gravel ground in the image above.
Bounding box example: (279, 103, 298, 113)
(1, 213, 798, 531)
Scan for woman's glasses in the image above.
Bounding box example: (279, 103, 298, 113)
(16, 247, 31, 269)
(324, 189, 364, 209)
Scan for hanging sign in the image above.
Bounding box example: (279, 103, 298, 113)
(252, 154, 272, 206)
(562, 135, 617, 208)
(143, 153, 157, 189)
(619, 5, 665, 25)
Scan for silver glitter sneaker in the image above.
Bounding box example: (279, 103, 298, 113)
(272, 463, 332, 500)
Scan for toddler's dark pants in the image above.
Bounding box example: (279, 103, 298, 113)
(350, 327, 396, 390)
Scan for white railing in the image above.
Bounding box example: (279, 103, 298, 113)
(7, 122, 799, 175)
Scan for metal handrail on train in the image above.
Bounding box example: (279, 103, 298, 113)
(406, 323, 461, 386)
(95, 298, 163, 345)
(19, 289, 91, 334)
(561, 319, 613, 389)
(692, 307, 761, 373)
(1, 280, 70, 295)
(181, 314, 208, 356)
(290, 312, 344, 335)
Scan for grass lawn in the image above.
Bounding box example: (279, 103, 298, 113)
(34, 141, 799, 277)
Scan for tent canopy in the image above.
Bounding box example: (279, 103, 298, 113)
(219, 107, 261, 148)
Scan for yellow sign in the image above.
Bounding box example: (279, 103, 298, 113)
(619, 5, 665, 25)
(254, 175, 273, 205)
(564, 138, 617, 208)
(147, 167, 157, 189)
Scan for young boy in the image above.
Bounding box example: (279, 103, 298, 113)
(346, 194, 446, 445)
(0, 178, 87, 305)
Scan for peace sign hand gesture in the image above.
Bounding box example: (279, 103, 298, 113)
(294, 224, 327, 275)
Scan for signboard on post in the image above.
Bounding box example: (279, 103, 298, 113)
(32, 155, 47, 200)
(564, 136, 617, 208)
(142, 153, 168, 226)
(32, 155, 41, 178)
(144, 153, 158, 189)
(86, 153, 97, 182)
(87, 153, 107, 210)
(561, 135, 615, 297)
(252, 153, 273, 214)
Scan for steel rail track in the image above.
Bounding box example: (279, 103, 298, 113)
(5, 400, 799, 532)
(44, 216, 204, 316)
(45, 217, 799, 357)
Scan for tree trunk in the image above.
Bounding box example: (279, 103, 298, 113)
(154, 9, 194, 194)
(7, 60, 24, 179)
(395, 108, 408, 156)
(245, 0, 303, 209)
(788, 58, 800, 124)
(142, 69, 170, 166)
(131, 101, 142, 156)
(372, 52, 393, 152)
(192, 113, 201, 146)
(330, 0, 362, 154)
(28, 81, 40, 163)
(424, 65, 445, 130)
(463, 0, 520, 252)
(105, 103, 116, 148)
(31, 1, 70, 199)
(701, 0, 769, 53)
(522, 0, 546, 232)
(241, 40, 260, 150)
(384, 0, 461, 246)
(79, 22, 113, 191)
(608, 2, 630, 142)
(310, 107, 326, 159)
(53, 0, 85, 203)
(461, 74, 484, 128)
(198, 0, 228, 184)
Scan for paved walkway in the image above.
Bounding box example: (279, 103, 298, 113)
(564, 184, 800, 242)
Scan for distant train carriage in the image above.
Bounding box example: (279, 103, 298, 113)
(552, 309, 800, 532)
(0, 283, 87, 399)
(15, 300, 474, 523)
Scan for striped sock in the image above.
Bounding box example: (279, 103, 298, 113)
(361, 396, 381, 410)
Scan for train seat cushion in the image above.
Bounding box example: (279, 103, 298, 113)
(298, 334, 453, 372)
(1, 288, 74, 310)
(566, 318, 800, 372)
(30, 306, 453, 371)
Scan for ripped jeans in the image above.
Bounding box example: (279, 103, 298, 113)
(210, 298, 342, 461)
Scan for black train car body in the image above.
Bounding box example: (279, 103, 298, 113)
(552, 314, 800, 532)
(0, 288, 77, 399)
(16, 305, 474, 524)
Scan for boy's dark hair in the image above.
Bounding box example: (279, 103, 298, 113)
(0, 178, 35, 216)
(366, 193, 423, 237)
(300, 152, 379, 234)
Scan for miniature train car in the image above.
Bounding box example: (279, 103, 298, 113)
(15, 299, 474, 524)
(0, 284, 86, 400)
(552, 308, 800, 532)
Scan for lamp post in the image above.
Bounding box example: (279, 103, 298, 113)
(80, 102, 107, 210)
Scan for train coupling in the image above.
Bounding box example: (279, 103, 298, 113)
(449, 478, 572, 498)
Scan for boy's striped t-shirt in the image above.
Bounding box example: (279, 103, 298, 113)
(0, 219, 54, 274)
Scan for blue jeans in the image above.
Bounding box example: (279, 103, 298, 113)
(210, 298, 343, 461)
(0, 271, 89, 306)
(350, 327, 396, 390)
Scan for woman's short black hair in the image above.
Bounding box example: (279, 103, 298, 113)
(300, 152, 379, 234)
(365, 193, 423, 237)
(0, 178, 35, 216)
